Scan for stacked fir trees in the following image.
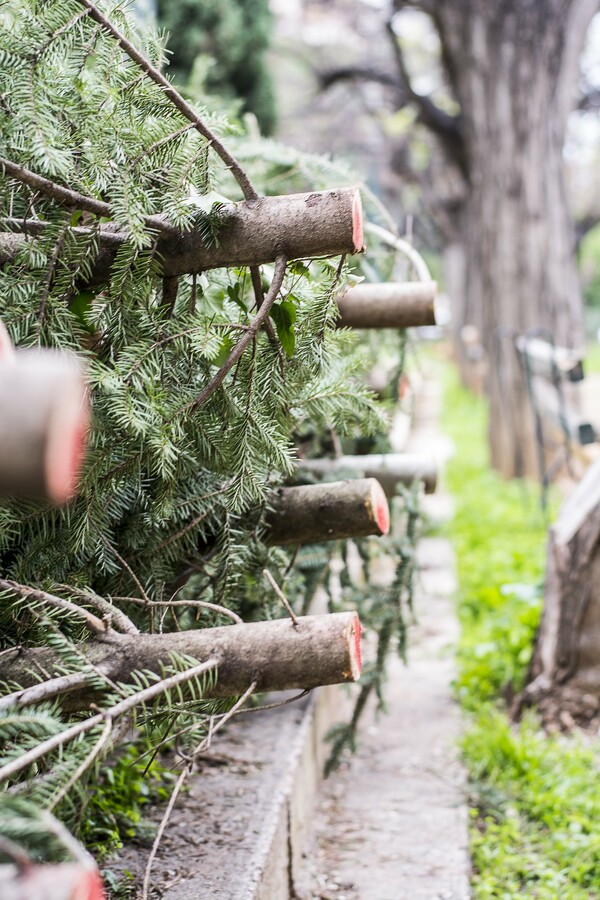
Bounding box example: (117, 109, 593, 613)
(0, 0, 421, 883)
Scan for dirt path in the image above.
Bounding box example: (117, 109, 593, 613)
(306, 374, 471, 900)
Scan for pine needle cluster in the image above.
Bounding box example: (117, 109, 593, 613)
(0, 0, 409, 858)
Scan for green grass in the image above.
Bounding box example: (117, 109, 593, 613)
(443, 366, 600, 898)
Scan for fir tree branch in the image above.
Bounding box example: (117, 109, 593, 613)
(189, 254, 287, 411)
(0, 579, 108, 635)
(250, 264, 285, 366)
(0, 671, 90, 710)
(113, 596, 243, 625)
(49, 718, 113, 810)
(0, 657, 219, 783)
(54, 585, 139, 636)
(74, 0, 259, 202)
(37, 221, 69, 324)
(384, 19, 467, 177)
(0, 158, 176, 235)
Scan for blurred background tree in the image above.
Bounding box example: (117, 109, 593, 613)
(156, 0, 277, 135)
(272, 0, 600, 478)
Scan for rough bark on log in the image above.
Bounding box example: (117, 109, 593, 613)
(524, 458, 600, 724)
(0, 188, 364, 283)
(335, 281, 437, 329)
(264, 478, 390, 545)
(297, 453, 437, 496)
(0, 865, 105, 900)
(0, 612, 362, 710)
(0, 350, 89, 503)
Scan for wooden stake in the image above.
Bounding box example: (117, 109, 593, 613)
(1, 612, 363, 710)
(264, 478, 390, 545)
(335, 281, 437, 329)
(297, 454, 438, 496)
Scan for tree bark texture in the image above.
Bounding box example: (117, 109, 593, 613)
(1, 612, 363, 709)
(0, 350, 89, 503)
(264, 478, 390, 545)
(297, 453, 437, 496)
(432, 0, 596, 476)
(335, 281, 437, 329)
(0, 188, 364, 282)
(524, 458, 600, 723)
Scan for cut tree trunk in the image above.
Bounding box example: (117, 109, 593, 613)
(0, 350, 89, 503)
(0, 612, 363, 710)
(0, 188, 364, 283)
(522, 458, 600, 726)
(297, 453, 437, 496)
(264, 478, 390, 545)
(433, 0, 595, 477)
(335, 281, 437, 329)
(0, 865, 105, 900)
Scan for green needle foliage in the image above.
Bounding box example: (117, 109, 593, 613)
(0, 0, 411, 863)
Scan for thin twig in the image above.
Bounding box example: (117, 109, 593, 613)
(113, 595, 242, 625)
(262, 569, 299, 627)
(37, 221, 68, 324)
(0, 671, 90, 710)
(49, 718, 113, 810)
(55, 585, 139, 635)
(130, 123, 196, 167)
(0, 157, 175, 235)
(74, 0, 259, 201)
(0, 579, 107, 635)
(228, 689, 310, 716)
(98, 539, 152, 608)
(250, 264, 284, 366)
(0, 657, 219, 782)
(142, 680, 257, 899)
(141, 765, 189, 900)
(188, 255, 287, 411)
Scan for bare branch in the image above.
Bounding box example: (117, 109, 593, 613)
(385, 20, 468, 177)
(49, 719, 113, 810)
(188, 254, 287, 411)
(318, 65, 405, 95)
(0, 671, 90, 710)
(74, 0, 259, 201)
(55, 585, 139, 635)
(114, 595, 243, 625)
(0, 158, 175, 235)
(0, 579, 107, 635)
(262, 568, 299, 627)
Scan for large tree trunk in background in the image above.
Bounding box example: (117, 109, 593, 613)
(434, 0, 596, 477)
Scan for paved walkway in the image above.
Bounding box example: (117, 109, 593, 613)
(306, 372, 471, 900)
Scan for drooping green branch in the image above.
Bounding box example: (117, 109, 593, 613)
(74, 0, 259, 202)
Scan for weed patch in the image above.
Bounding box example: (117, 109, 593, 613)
(443, 366, 600, 898)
